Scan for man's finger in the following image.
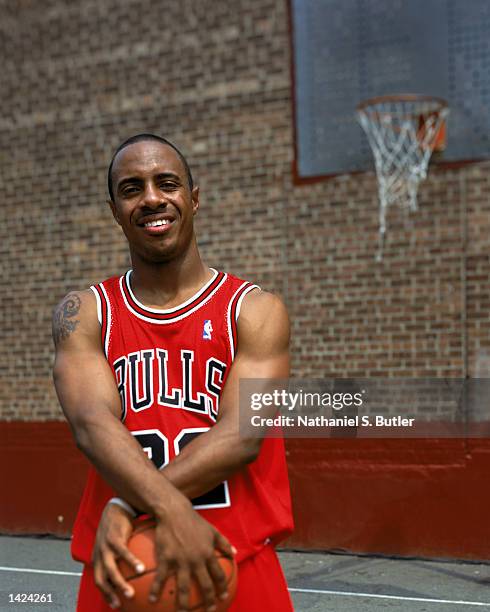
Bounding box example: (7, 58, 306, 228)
(214, 531, 236, 559)
(206, 554, 228, 601)
(104, 554, 135, 601)
(148, 559, 169, 604)
(93, 560, 121, 609)
(112, 542, 145, 574)
(193, 564, 218, 612)
(175, 567, 192, 612)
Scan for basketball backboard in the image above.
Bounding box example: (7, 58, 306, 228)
(291, 0, 490, 178)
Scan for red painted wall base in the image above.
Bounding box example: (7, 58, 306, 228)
(285, 437, 490, 560)
(2, 422, 489, 560)
(1, 422, 89, 537)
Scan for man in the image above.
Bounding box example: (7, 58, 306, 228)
(52, 134, 294, 611)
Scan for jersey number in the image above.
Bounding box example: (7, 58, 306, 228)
(132, 428, 230, 510)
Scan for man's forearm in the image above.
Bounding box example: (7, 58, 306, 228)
(160, 427, 260, 499)
(73, 412, 191, 517)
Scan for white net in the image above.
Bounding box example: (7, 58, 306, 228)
(357, 96, 449, 260)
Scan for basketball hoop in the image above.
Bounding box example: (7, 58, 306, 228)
(357, 94, 449, 260)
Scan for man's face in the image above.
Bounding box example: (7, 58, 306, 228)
(109, 140, 199, 263)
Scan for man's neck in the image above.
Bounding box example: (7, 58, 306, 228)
(128, 242, 212, 310)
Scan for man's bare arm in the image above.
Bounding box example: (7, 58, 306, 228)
(52, 289, 189, 517)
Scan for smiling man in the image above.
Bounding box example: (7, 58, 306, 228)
(52, 134, 294, 611)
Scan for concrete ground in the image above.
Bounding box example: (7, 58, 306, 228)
(1, 536, 490, 611)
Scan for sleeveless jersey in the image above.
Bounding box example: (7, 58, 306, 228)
(71, 269, 293, 565)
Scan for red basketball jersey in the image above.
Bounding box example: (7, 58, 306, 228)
(71, 269, 293, 565)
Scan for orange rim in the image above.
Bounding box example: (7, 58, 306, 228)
(357, 93, 448, 113)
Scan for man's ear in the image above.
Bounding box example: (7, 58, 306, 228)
(107, 199, 121, 225)
(191, 186, 200, 215)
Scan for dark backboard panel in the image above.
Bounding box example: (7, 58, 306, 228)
(292, 0, 490, 177)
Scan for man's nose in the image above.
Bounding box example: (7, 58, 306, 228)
(143, 183, 164, 207)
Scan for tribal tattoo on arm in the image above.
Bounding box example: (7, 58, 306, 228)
(52, 293, 81, 346)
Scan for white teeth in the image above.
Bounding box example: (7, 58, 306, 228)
(144, 219, 170, 227)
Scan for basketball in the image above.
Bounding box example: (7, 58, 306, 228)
(117, 518, 237, 612)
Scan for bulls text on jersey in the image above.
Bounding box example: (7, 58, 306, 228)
(113, 348, 227, 421)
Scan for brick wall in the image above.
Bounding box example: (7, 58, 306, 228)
(1, 0, 489, 420)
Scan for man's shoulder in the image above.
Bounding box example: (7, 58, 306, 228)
(231, 278, 289, 356)
(219, 270, 287, 319)
(52, 271, 122, 328)
(53, 288, 95, 317)
(51, 275, 125, 351)
(52, 288, 99, 348)
(232, 288, 289, 359)
(239, 290, 288, 327)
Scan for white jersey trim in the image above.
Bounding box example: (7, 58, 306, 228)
(119, 271, 228, 325)
(125, 268, 219, 314)
(89, 285, 102, 326)
(100, 283, 112, 358)
(226, 283, 260, 360)
(236, 285, 259, 319)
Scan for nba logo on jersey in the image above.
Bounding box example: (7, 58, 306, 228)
(202, 320, 213, 340)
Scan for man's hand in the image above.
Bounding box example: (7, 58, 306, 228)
(93, 503, 145, 609)
(150, 496, 235, 612)
(93, 498, 236, 611)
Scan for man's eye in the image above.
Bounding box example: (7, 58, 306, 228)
(122, 186, 139, 195)
(160, 182, 177, 190)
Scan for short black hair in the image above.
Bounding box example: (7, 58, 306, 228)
(107, 133, 194, 201)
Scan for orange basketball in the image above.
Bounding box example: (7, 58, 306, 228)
(117, 518, 237, 612)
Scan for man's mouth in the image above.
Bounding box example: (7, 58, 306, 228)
(144, 219, 171, 228)
(137, 214, 176, 234)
